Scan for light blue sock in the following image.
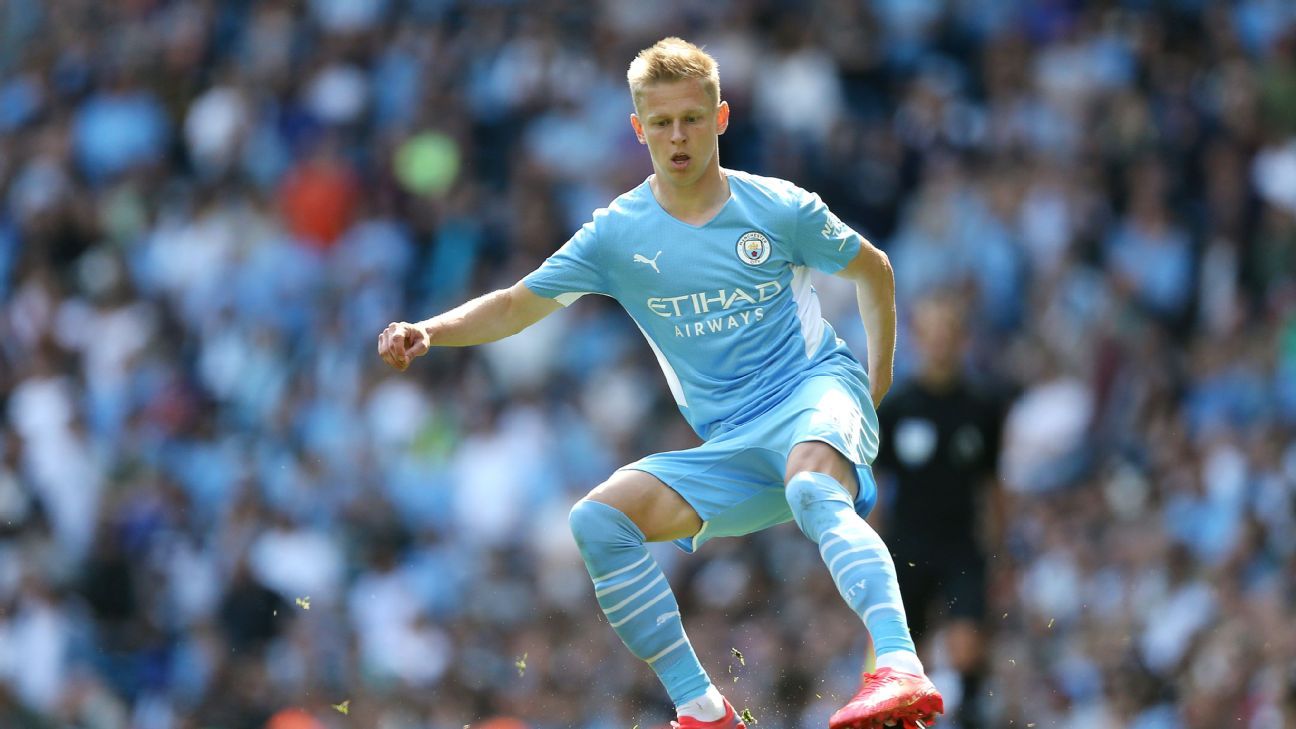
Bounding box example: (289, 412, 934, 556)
(786, 471, 917, 658)
(569, 499, 711, 706)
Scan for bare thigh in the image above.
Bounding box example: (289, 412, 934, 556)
(583, 469, 703, 543)
(784, 440, 860, 497)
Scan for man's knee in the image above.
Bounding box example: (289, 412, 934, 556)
(784, 472, 820, 519)
(784, 471, 856, 542)
(569, 497, 633, 549)
(576, 470, 701, 543)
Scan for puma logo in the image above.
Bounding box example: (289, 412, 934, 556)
(656, 610, 681, 625)
(633, 251, 662, 273)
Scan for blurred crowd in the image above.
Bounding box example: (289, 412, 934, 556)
(1, 0, 1295, 728)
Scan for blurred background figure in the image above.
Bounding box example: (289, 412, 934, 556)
(873, 293, 1006, 729)
(0, 1, 1294, 729)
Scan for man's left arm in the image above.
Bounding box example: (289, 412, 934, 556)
(835, 239, 896, 409)
(789, 186, 895, 408)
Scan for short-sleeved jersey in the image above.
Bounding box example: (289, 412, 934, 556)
(524, 170, 874, 448)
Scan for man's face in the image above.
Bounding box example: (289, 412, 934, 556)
(631, 79, 729, 188)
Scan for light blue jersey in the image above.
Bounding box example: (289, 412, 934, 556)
(524, 170, 878, 458)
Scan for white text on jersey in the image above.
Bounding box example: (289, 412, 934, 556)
(646, 281, 782, 318)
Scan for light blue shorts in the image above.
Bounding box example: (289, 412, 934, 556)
(621, 374, 880, 553)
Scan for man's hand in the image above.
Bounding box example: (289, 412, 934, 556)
(378, 322, 430, 371)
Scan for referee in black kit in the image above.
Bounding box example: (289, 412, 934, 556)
(872, 293, 1007, 729)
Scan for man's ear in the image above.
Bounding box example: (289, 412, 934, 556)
(716, 101, 730, 135)
(630, 113, 647, 144)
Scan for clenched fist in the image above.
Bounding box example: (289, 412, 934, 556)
(377, 322, 431, 371)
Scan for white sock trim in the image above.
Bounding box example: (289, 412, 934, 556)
(595, 561, 657, 597)
(875, 649, 925, 676)
(603, 573, 666, 614)
(825, 545, 874, 572)
(862, 602, 906, 623)
(677, 684, 725, 722)
(590, 553, 650, 583)
(831, 556, 889, 581)
(609, 588, 672, 627)
(645, 636, 689, 664)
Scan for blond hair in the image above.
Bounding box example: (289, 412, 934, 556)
(627, 37, 720, 110)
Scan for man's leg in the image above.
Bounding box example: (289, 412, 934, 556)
(569, 470, 734, 724)
(783, 442, 918, 664)
(783, 442, 942, 727)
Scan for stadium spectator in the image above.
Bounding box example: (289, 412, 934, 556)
(0, 2, 1292, 728)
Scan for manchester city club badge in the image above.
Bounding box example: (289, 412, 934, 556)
(736, 230, 771, 265)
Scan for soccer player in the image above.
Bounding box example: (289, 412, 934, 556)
(874, 294, 1006, 729)
(378, 38, 943, 729)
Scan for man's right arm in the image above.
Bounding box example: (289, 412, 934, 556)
(377, 281, 561, 370)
